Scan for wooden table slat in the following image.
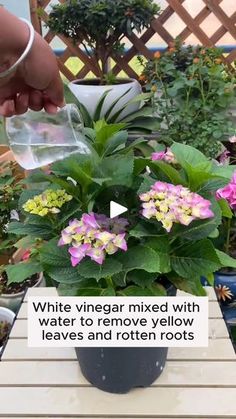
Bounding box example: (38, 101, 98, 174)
(10, 317, 229, 339)
(1, 360, 236, 387)
(0, 387, 236, 416)
(3, 337, 235, 361)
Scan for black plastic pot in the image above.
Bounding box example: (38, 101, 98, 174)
(75, 282, 176, 394)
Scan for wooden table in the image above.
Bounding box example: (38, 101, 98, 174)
(0, 287, 236, 418)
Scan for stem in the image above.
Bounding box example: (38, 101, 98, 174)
(106, 277, 114, 288)
(225, 217, 232, 255)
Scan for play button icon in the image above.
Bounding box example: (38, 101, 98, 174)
(110, 201, 128, 218)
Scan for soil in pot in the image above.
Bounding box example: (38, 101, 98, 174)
(0, 320, 11, 347)
(73, 78, 135, 86)
(75, 280, 176, 394)
(0, 271, 39, 295)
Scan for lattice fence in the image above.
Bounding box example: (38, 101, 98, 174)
(30, 0, 236, 81)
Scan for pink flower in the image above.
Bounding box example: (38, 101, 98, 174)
(81, 213, 99, 229)
(216, 172, 236, 210)
(21, 250, 31, 261)
(151, 148, 177, 164)
(69, 244, 91, 266)
(151, 151, 166, 161)
(140, 181, 213, 232)
(59, 213, 128, 266)
(86, 248, 105, 265)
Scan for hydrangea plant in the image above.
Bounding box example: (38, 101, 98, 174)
(7, 122, 236, 296)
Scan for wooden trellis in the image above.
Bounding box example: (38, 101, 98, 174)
(30, 0, 236, 80)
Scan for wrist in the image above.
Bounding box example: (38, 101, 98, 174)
(0, 9, 30, 66)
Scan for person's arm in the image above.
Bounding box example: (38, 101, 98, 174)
(0, 8, 64, 116)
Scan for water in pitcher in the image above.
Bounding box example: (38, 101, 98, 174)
(5, 104, 91, 170)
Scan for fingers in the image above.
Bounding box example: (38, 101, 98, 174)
(44, 72, 65, 109)
(0, 100, 15, 117)
(29, 90, 44, 111)
(15, 92, 29, 115)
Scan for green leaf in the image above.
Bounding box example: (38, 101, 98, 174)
(105, 88, 132, 121)
(169, 275, 207, 296)
(150, 161, 184, 185)
(77, 258, 122, 281)
(104, 130, 128, 156)
(93, 90, 111, 121)
(218, 199, 233, 218)
(8, 222, 53, 240)
(46, 266, 84, 284)
(171, 142, 208, 168)
(129, 221, 163, 238)
(101, 287, 116, 296)
(6, 262, 42, 285)
(117, 245, 162, 274)
(39, 239, 71, 268)
(216, 250, 236, 269)
(102, 153, 134, 187)
(171, 239, 221, 278)
(120, 286, 156, 296)
(127, 269, 157, 288)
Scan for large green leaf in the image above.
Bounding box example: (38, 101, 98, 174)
(46, 266, 84, 284)
(171, 239, 221, 278)
(102, 153, 134, 187)
(117, 245, 162, 274)
(129, 221, 163, 238)
(77, 258, 122, 281)
(5, 262, 42, 285)
(93, 90, 111, 121)
(104, 130, 128, 156)
(215, 250, 236, 269)
(169, 275, 207, 296)
(150, 161, 184, 185)
(8, 222, 53, 240)
(39, 239, 71, 268)
(171, 142, 209, 168)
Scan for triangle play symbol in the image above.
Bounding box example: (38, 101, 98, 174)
(110, 201, 127, 219)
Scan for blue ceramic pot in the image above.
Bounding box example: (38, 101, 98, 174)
(214, 272, 236, 307)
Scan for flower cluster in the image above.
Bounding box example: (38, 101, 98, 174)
(59, 213, 128, 266)
(151, 148, 177, 164)
(216, 172, 236, 210)
(23, 189, 72, 217)
(140, 181, 214, 232)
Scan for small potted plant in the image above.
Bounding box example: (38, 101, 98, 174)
(10, 122, 236, 393)
(212, 172, 236, 327)
(0, 306, 15, 356)
(140, 39, 236, 158)
(47, 0, 160, 119)
(0, 161, 24, 264)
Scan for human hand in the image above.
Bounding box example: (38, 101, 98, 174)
(0, 32, 64, 117)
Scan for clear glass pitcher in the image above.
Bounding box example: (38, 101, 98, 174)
(4, 104, 91, 170)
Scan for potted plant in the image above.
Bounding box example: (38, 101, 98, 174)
(0, 306, 15, 356)
(8, 122, 236, 392)
(0, 161, 24, 265)
(140, 39, 236, 158)
(47, 0, 160, 119)
(211, 172, 236, 328)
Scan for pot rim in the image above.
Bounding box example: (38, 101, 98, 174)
(0, 306, 15, 319)
(215, 270, 236, 277)
(70, 77, 139, 87)
(1, 272, 43, 299)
